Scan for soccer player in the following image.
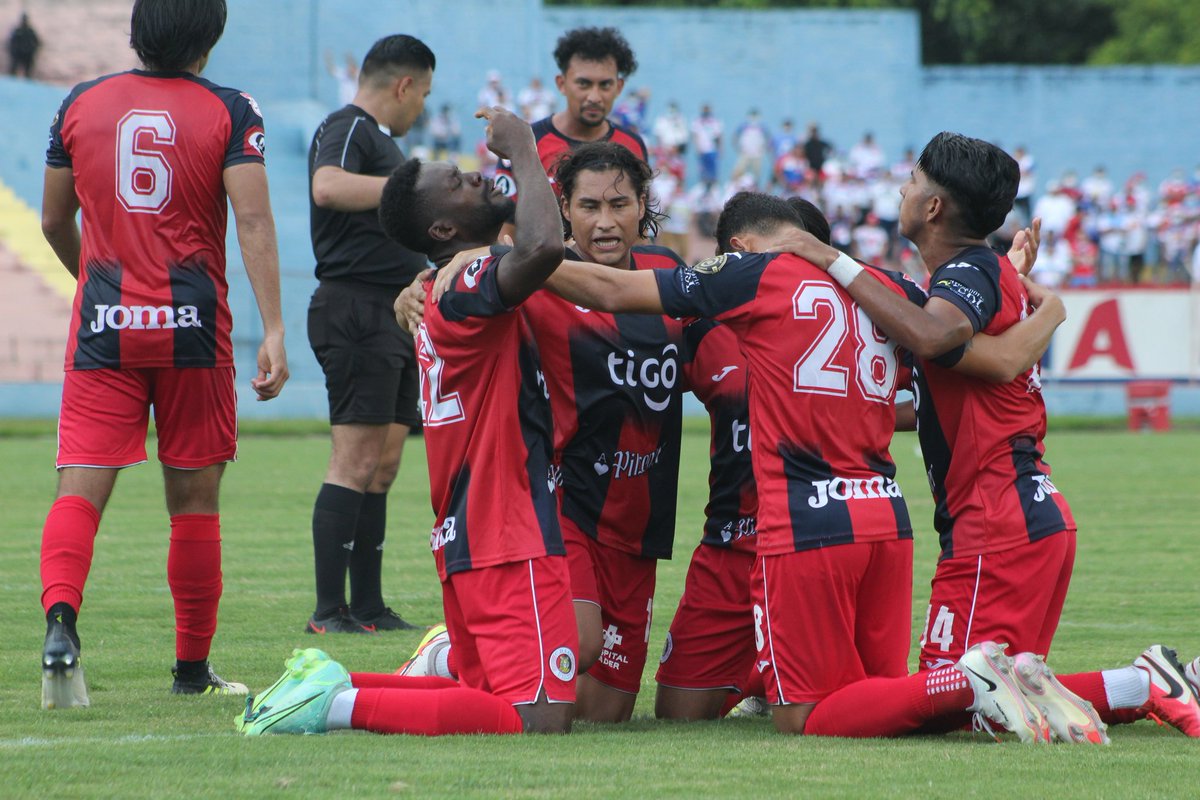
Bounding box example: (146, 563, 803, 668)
(543, 192, 1097, 742)
(303, 34, 434, 635)
(242, 106, 574, 736)
(771, 132, 1200, 739)
(400, 141, 687, 724)
(494, 26, 647, 198)
(39, 0, 288, 707)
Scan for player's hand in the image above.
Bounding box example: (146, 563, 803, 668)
(1007, 217, 1042, 276)
(431, 243, 500, 304)
(477, 106, 534, 162)
(1021, 275, 1066, 325)
(394, 269, 432, 335)
(252, 331, 288, 401)
(763, 227, 840, 269)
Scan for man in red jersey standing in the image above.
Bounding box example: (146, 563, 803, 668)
(39, 0, 287, 708)
(494, 26, 647, 199)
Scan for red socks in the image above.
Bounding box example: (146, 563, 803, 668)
(40, 495, 101, 613)
(167, 514, 222, 662)
(804, 669, 974, 738)
(350, 681, 524, 735)
(350, 674, 458, 690)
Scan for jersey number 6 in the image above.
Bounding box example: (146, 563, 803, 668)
(116, 110, 176, 214)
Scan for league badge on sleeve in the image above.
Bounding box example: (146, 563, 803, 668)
(692, 254, 727, 274)
(239, 92, 263, 118)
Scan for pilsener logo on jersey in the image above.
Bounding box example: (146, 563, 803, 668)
(606, 343, 678, 411)
(808, 475, 903, 509)
(88, 303, 202, 333)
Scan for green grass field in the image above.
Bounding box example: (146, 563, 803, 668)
(1, 421, 1198, 799)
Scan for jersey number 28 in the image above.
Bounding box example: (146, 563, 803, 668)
(792, 281, 899, 403)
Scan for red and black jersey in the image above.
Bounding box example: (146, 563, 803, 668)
(418, 254, 562, 580)
(526, 245, 684, 559)
(656, 252, 919, 557)
(681, 318, 757, 554)
(493, 116, 648, 198)
(912, 245, 1074, 560)
(46, 69, 265, 371)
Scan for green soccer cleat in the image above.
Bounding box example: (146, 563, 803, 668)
(241, 652, 351, 736)
(235, 648, 330, 732)
(396, 624, 450, 677)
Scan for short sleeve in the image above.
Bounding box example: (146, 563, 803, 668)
(654, 252, 767, 325)
(225, 91, 266, 168)
(438, 254, 512, 322)
(46, 95, 72, 168)
(927, 257, 1001, 333)
(312, 114, 368, 173)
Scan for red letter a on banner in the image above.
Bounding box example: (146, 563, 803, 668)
(1068, 298, 1134, 371)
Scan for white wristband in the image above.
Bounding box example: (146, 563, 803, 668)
(828, 253, 864, 288)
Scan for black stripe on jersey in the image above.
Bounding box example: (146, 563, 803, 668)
(516, 321, 565, 557)
(1009, 435, 1069, 543)
(780, 442, 855, 551)
(700, 392, 755, 548)
(440, 463, 474, 575)
(169, 259, 219, 367)
(865, 452, 913, 540)
(73, 260, 123, 369)
(911, 363, 957, 556)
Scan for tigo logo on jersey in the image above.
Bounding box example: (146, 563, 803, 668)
(808, 475, 903, 509)
(88, 303, 201, 333)
(549, 647, 576, 681)
(430, 517, 456, 550)
(607, 343, 678, 411)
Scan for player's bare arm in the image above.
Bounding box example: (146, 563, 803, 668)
(393, 268, 433, 335)
(954, 277, 1065, 384)
(41, 166, 81, 279)
(225, 162, 289, 400)
(311, 165, 388, 212)
(483, 107, 563, 306)
(545, 260, 664, 314)
(763, 227, 974, 360)
(895, 400, 916, 431)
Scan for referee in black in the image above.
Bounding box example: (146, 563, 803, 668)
(304, 34, 434, 634)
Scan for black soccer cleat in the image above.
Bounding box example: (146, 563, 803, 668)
(349, 606, 420, 632)
(42, 617, 88, 709)
(304, 607, 376, 635)
(171, 662, 249, 696)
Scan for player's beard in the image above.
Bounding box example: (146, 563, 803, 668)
(467, 195, 516, 239)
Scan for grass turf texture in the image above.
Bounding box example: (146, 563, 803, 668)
(1, 421, 1197, 798)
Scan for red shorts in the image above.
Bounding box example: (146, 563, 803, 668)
(442, 555, 578, 705)
(656, 544, 755, 691)
(564, 526, 657, 694)
(753, 540, 912, 705)
(917, 530, 1076, 670)
(57, 367, 237, 469)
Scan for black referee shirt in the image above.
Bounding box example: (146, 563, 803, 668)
(309, 104, 428, 288)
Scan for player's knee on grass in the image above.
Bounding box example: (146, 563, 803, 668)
(576, 673, 637, 723)
(772, 701, 815, 735)
(654, 684, 729, 720)
(517, 693, 573, 734)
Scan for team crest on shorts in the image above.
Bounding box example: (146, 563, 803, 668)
(692, 254, 727, 274)
(659, 632, 674, 664)
(550, 647, 576, 681)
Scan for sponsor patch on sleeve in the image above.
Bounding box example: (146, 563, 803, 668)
(244, 127, 266, 158)
(692, 254, 727, 274)
(934, 279, 985, 317)
(677, 266, 701, 294)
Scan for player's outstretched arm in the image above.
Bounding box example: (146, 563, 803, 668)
(953, 277, 1065, 384)
(225, 162, 289, 401)
(41, 166, 81, 279)
(483, 107, 563, 306)
(545, 261, 665, 315)
(311, 166, 388, 212)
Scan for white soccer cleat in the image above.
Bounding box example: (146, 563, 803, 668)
(1133, 645, 1200, 738)
(1185, 656, 1200, 698)
(958, 641, 1050, 744)
(1012, 652, 1109, 744)
(396, 624, 450, 677)
(726, 696, 768, 718)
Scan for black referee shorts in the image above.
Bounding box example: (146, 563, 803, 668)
(307, 280, 420, 427)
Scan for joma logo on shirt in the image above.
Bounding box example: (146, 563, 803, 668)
(808, 475, 903, 509)
(430, 517, 456, 550)
(88, 303, 201, 333)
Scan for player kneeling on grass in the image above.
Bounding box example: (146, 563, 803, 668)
(240, 107, 575, 736)
(538, 192, 1110, 743)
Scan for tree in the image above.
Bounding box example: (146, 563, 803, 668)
(1090, 0, 1200, 64)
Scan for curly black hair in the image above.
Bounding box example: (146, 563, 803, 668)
(379, 159, 436, 255)
(916, 131, 1018, 239)
(552, 142, 662, 240)
(553, 26, 637, 77)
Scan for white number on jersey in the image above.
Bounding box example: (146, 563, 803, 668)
(415, 323, 465, 426)
(792, 281, 899, 403)
(116, 110, 176, 213)
(919, 604, 955, 653)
